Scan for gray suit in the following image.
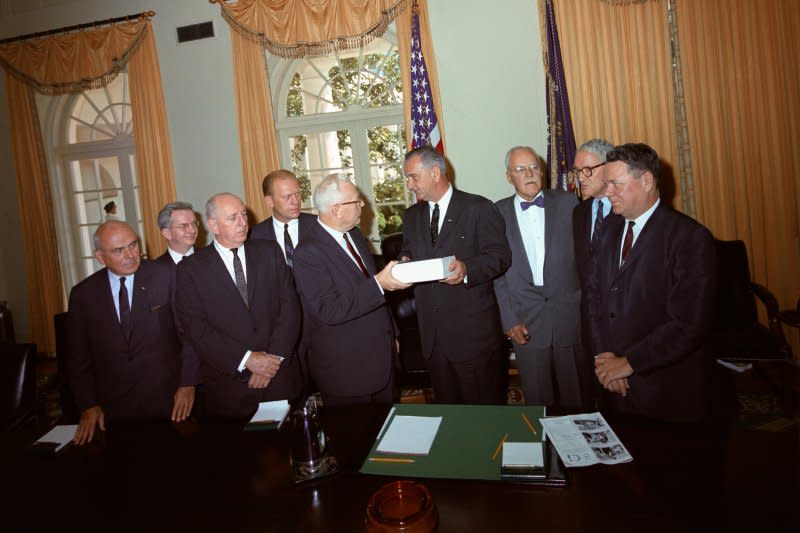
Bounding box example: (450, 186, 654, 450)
(493, 190, 590, 408)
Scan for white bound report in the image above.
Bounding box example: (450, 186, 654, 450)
(392, 256, 455, 283)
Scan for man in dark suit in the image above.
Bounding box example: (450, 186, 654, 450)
(156, 201, 199, 267)
(587, 143, 716, 422)
(68, 221, 198, 445)
(292, 175, 410, 405)
(571, 139, 616, 285)
(400, 146, 511, 404)
(494, 146, 589, 408)
(176, 193, 302, 418)
(249, 169, 316, 266)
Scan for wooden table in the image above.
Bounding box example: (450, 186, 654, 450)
(3, 404, 797, 532)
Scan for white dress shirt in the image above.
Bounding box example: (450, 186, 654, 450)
(107, 270, 134, 321)
(515, 192, 545, 286)
(619, 198, 661, 265)
(167, 246, 194, 264)
(272, 217, 299, 262)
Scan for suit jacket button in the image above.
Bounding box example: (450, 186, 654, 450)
(610, 313, 615, 319)
(544, 297, 549, 302)
(433, 305, 438, 312)
(611, 287, 618, 292)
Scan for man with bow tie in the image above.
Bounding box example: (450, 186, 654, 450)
(493, 146, 590, 408)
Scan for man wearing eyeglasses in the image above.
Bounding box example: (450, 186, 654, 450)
(250, 169, 317, 267)
(156, 201, 199, 266)
(571, 139, 616, 285)
(292, 174, 410, 406)
(586, 143, 716, 422)
(493, 146, 590, 408)
(67, 221, 199, 445)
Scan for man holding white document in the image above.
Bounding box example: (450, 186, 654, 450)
(292, 175, 410, 406)
(400, 146, 511, 404)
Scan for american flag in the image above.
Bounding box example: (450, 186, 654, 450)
(409, 9, 443, 154)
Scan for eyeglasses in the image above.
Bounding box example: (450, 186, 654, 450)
(511, 163, 540, 175)
(336, 199, 363, 207)
(173, 221, 199, 231)
(568, 162, 606, 179)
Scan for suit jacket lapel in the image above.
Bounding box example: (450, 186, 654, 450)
(500, 197, 534, 283)
(349, 229, 377, 275)
(317, 225, 366, 280)
(208, 245, 249, 310)
(245, 244, 260, 307)
(542, 191, 554, 275)
(618, 205, 661, 274)
(433, 189, 461, 252)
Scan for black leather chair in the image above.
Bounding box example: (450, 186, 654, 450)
(709, 239, 790, 361)
(54, 312, 80, 423)
(0, 341, 37, 429)
(380, 233, 430, 389)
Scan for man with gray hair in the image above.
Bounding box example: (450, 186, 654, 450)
(400, 146, 511, 404)
(67, 220, 198, 444)
(571, 138, 616, 284)
(156, 201, 199, 266)
(292, 174, 410, 405)
(176, 193, 302, 417)
(493, 145, 589, 408)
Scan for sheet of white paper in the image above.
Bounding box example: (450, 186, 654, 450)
(376, 415, 442, 455)
(502, 441, 544, 467)
(36, 425, 78, 452)
(249, 400, 290, 424)
(376, 406, 396, 442)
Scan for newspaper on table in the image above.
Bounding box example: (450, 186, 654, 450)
(540, 412, 632, 467)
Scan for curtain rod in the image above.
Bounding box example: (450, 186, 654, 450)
(0, 10, 155, 46)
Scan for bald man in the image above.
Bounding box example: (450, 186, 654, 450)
(67, 221, 198, 445)
(176, 193, 302, 418)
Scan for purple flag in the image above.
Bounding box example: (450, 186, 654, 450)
(544, 0, 576, 191)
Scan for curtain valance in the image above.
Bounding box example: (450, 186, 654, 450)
(0, 15, 150, 95)
(211, 0, 408, 58)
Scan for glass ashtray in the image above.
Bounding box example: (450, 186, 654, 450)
(366, 480, 438, 533)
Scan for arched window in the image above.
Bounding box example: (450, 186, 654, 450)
(44, 71, 144, 289)
(269, 27, 410, 247)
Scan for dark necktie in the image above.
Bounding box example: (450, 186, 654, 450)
(520, 195, 545, 211)
(343, 233, 369, 278)
(621, 220, 635, 266)
(231, 247, 249, 307)
(118, 276, 131, 342)
(591, 198, 605, 247)
(283, 223, 295, 267)
(430, 203, 440, 245)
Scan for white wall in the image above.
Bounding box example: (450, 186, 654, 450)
(0, 0, 548, 343)
(429, 0, 546, 202)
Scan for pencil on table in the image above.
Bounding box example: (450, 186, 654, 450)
(521, 412, 538, 436)
(491, 433, 509, 461)
(369, 457, 415, 463)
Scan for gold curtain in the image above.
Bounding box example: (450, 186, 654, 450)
(230, 29, 282, 223)
(128, 24, 176, 259)
(677, 0, 800, 355)
(213, 0, 407, 58)
(0, 15, 175, 352)
(397, 0, 446, 153)
(216, 0, 446, 220)
(4, 77, 63, 354)
(552, 0, 682, 208)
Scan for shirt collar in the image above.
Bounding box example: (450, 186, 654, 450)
(629, 197, 661, 228)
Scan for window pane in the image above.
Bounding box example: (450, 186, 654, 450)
(285, 37, 402, 117)
(291, 129, 353, 210)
